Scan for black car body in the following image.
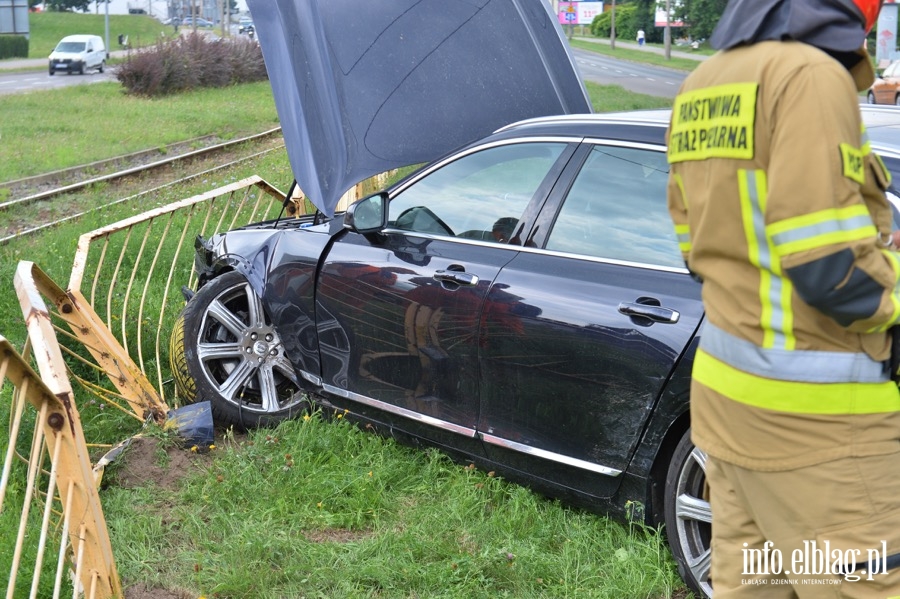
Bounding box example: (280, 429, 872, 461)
(179, 106, 900, 598)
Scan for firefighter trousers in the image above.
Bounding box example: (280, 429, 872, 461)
(707, 451, 900, 598)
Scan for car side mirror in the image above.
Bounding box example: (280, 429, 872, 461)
(344, 192, 388, 234)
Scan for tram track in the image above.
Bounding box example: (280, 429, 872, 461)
(0, 127, 284, 212)
(0, 128, 287, 244)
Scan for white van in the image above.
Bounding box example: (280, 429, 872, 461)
(48, 35, 107, 75)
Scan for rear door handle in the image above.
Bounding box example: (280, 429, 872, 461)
(434, 269, 479, 287)
(618, 302, 680, 324)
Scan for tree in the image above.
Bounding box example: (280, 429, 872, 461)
(679, 0, 728, 41)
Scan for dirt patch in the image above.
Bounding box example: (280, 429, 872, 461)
(124, 583, 194, 599)
(111, 435, 208, 491)
(304, 528, 373, 543)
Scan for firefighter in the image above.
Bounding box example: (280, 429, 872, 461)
(666, 0, 900, 596)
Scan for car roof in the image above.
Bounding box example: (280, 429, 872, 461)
(60, 35, 100, 42)
(495, 107, 900, 156)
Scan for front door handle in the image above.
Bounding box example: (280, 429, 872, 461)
(434, 269, 479, 287)
(618, 302, 680, 324)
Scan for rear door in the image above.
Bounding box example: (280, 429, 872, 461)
(316, 140, 577, 447)
(476, 140, 704, 498)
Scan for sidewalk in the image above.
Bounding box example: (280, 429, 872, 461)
(573, 36, 709, 62)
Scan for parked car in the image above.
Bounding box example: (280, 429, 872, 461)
(174, 105, 900, 598)
(238, 17, 254, 34)
(48, 34, 106, 75)
(867, 59, 900, 105)
(181, 16, 214, 27)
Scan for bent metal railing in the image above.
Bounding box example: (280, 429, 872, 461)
(2, 170, 399, 596)
(67, 175, 297, 407)
(1, 176, 297, 598)
(0, 331, 120, 598)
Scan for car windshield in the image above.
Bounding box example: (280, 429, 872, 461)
(55, 42, 85, 53)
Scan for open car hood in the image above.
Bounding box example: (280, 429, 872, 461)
(247, 0, 592, 217)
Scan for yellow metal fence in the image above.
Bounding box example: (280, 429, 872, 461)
(2, 176, 297, 598)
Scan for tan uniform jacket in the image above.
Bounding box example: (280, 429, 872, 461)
(666, 41, 900, 470)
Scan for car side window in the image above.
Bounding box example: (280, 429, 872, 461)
(388, 142, 567, 243)
(545, 145, 683, 268)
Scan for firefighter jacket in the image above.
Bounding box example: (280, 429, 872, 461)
(666, 40, 900, 471)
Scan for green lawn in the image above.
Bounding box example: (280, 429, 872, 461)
(0, 55, 686, 598)
(22, 11, 177, 58)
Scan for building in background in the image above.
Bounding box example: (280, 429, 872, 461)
(82, 0, 248, 21)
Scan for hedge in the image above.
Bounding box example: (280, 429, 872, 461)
(0, 34, 29, 59)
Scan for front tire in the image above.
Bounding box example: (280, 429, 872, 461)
(175, 271, 307, 430)
(98, 61, 105, 73)
(664, 429, 712, 598)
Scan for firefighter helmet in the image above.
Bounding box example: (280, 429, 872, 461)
(852, 0, 883, 33)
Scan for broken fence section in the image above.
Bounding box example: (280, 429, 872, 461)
(0, 334, 120, 599)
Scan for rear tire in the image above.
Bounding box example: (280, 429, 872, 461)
(868, 91, 876, 104)
(174, 271, 307, 430)
(664, 429, 712, 598)
(895, 94, 900, 106)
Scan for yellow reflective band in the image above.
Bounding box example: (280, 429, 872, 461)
(773, 226, 877, 255)
(693, 349, 900, 415)
(674, 224, 692, 252)
(767, 204, 876, 255)
(866, 250, 900, 333)
(673, 173, 689, 209)
(668, 82, 758, 163)
(768, 205, 872, 235)
(840, 143, 866, 185)
(875, 153, 894, 186)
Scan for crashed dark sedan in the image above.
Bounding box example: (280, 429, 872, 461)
(175, 105, 900, 599)
(172, 0, 900, 595)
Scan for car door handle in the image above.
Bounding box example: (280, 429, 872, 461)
(433, 270, 479, 287)
(618, 302, 680, 324)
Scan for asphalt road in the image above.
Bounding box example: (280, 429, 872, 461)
(571, 47, 688, 98)
(0, 42, 690, 98)
(0, 67, 117, 95)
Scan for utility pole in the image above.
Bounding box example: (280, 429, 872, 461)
(610, 0, 616, 50)
(664, 0, 671, 60)
(104, 0, 109, 59)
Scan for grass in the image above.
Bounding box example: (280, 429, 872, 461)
(0, 81, 279, 182)
(0, 69, 682, 597)
(101, 414, 686, 598)
(21, 11, 176, 58)
(570, 37, 705, 72)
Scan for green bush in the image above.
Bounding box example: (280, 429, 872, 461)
(116, 32, 267, 96)
(591, 5, 640, 41)
(0, 35, 29, 59)
(590, 3, 668, 44)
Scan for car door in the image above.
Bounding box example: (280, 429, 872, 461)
(316, 140, 576, 446)
(476, 141, 704, 499)
(875, 62, 900, 104)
